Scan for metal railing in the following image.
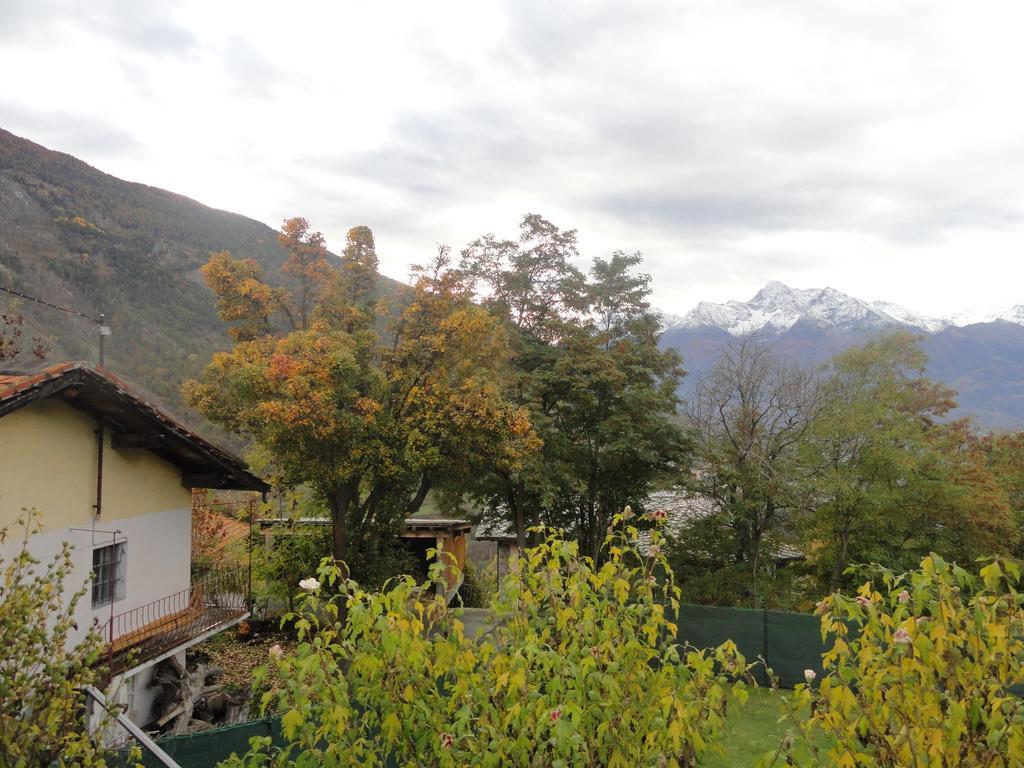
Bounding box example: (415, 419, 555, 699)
(99, 565, 249, 673)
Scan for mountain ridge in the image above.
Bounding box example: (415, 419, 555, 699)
(657, 281, 1024, 430)
(660, 280, 1022, 337)
(0, 127, 400, 422)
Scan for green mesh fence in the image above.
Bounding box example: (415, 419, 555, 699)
(110, 715, 282, 768)
(675, 603, 831, 688)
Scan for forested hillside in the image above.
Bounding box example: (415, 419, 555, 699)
(0, 127, 399, 417)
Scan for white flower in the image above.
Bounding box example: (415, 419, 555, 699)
(299, 577, 321, 592)
(269, 644, 284, 659)
(804, 669, 816, 684)
(897, 590, 911, 604)
(648, 544, 662, 557)
(893, 627, 911, 644)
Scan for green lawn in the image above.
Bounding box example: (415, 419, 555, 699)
(702, 687, 821, 768)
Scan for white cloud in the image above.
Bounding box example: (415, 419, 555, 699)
(0, 0, 1022, 316)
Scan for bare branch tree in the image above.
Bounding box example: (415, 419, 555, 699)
(683, 335, 822, 605)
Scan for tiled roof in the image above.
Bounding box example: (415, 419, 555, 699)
(0, 360, 79, 399)
(0, 360, 268, 492)
(646, 488, 804, 561)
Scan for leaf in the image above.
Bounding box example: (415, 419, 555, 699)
(281, 708, 304, 740)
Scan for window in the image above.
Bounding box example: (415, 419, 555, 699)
(91, 542, 126, 608)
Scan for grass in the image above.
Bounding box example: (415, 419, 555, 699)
(702, 687, 824, 767)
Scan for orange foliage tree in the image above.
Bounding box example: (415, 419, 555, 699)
(184, 220, 536, 570)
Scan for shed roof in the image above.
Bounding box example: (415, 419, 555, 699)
(0, 361, 268, 492)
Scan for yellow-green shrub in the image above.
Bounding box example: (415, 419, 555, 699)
(223, 515, 750, 767)
(775, 554, 1024, 767)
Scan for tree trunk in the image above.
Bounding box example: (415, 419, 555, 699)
(405, 475, 432, 515)
(828, 519, 851, 592)
(327, 482, 358, 566)
(511, 485, 526, 550)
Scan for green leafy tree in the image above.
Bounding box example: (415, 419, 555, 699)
(772, 554, 1024, 767)
(0, 511, 130, 767)
(184, 220, 535, 573)
(221, 515, 751, 767)
(461, 216, 687, 556)
(799, 333, 1016, 591)
(548, 251, 688, 558)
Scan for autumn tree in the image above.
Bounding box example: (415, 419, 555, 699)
(978, 431, 1024, 557)
(184, 220, 534, 575)
(799, 333, 1016, 591)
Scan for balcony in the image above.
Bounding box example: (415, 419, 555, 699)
(98, 565, 249, 674)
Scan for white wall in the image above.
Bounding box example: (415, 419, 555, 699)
(0, 506, 192, 650)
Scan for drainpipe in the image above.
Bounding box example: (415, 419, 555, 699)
(95, 314, 109, 520)
(94, 424, 104, 519)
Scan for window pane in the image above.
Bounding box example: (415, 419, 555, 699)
(92, 542, 126, 608)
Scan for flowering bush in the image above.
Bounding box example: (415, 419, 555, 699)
(222, 515, 751, 767)
(773, 554, 1024, 767)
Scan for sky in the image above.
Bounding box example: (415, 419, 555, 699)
(1, 0, 1023, 317)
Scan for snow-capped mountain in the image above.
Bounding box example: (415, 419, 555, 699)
(946, 301, 1024, 328)
(658, 282, 1024, 429)
(661, 281, 1021, 337)
(867, 301, 950, 333)
(665, 281, 936, 336)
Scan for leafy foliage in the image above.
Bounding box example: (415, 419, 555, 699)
(0, 511, 132, 767)
(773, 555, 1024, 767)
(799, 332, 1016, 592)
(222, 516, 751, 767)
(979, 432, 1024, 557)
(461, 215, 687, 557)
(185, 220, 535, 571)
(674, 332, 1021, 607)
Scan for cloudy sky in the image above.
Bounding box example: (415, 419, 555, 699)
(2, 0, 1023, 317)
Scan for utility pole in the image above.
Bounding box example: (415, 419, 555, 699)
(98, 313, 111, 366)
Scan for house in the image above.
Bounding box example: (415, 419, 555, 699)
(0, 361, 268, 733)
(646, 488, 804, 562)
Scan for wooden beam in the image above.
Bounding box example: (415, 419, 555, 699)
(112, 432, 169, 450)
(182, 473, 234, 489)
(182, 473, 264, 491)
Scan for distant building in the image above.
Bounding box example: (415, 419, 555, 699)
(0, 361, 267, 733)
(647, 488, 804, 562)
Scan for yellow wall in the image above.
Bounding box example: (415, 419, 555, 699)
(0, 399, 192, 531)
